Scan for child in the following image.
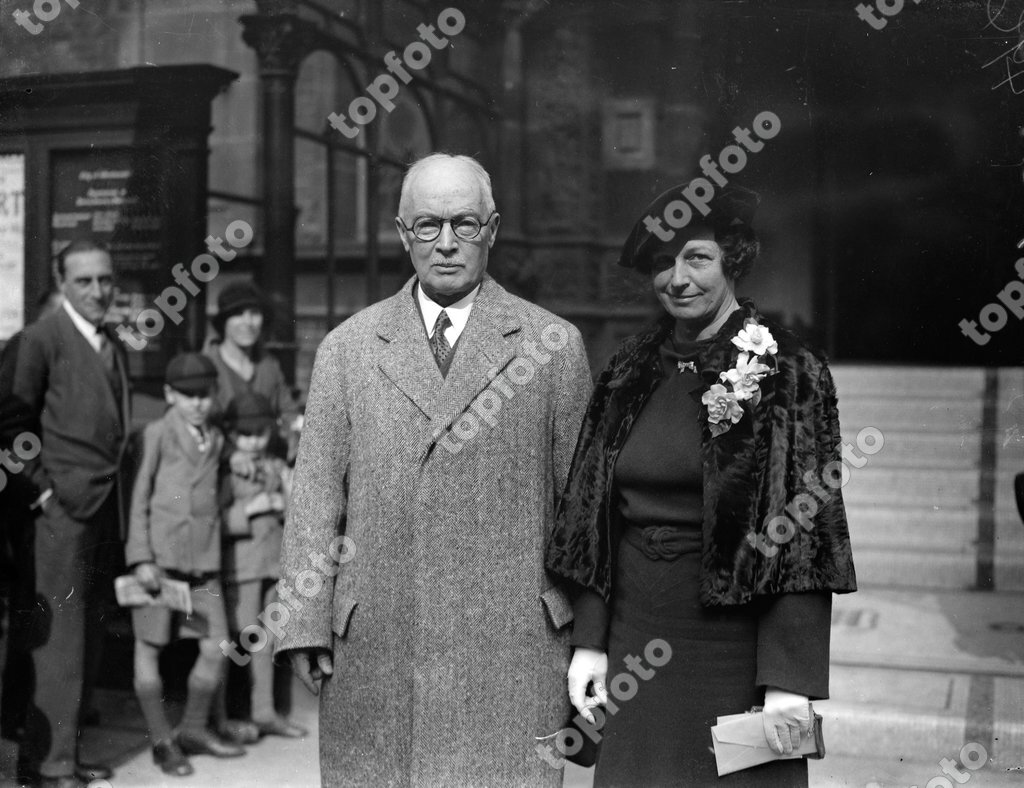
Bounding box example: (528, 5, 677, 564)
(125, 353, 245, 777)
(220, 392, 307, 738)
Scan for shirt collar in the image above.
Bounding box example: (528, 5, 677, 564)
(62, 299, 103, 351)
(415, 281, 480, 338)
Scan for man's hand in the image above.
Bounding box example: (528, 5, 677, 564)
(762, 687, 812, 755)
(567, 647, 608, 724)
(133, 562, 163, 594)
(288, 648, 334, 696)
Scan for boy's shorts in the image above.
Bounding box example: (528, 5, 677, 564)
(131, 574, 229, 646)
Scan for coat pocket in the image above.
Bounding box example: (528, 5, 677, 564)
(331, 593, 357, 638)
(540, 586, 574, 629)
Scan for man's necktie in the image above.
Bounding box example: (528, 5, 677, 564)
(431, 310, 453, 369)
(97, 327, 124, 417)
(98, 329, 115, 373)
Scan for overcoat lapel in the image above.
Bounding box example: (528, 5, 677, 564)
(376, 281, 444, 421)
(375, 276, 521, 446)
(432, 278, 519, 440)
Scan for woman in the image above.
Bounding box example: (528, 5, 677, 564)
(545, 185, 857, 786)
(205, 281, 306, 741)
(206, 281, 298, 437)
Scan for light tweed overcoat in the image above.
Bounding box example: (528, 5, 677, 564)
(276, 275, 592, 787)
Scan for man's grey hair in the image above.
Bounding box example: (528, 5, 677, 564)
(397, 153, 497, 218)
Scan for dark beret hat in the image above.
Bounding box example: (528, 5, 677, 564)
(165, 352, 218, 395)
(617, 184, 760, 272)
(225, 392, 276, 434)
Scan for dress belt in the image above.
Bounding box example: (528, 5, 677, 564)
(622, 522, 701, 561)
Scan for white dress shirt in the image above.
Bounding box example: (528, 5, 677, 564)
(416, 282, 480, 347)
(62, 298, 104, 352)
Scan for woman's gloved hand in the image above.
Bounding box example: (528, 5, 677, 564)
(762, 687, 812, 755)
(567, 647, 609, 724)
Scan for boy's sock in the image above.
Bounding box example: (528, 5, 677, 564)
(134, 679, 173, 744)
(250, 648, 276, 722)
(180, 675, 219, 735)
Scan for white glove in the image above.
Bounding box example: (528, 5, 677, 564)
(762, 687, 812, 755)
(567, 648, 609, 724)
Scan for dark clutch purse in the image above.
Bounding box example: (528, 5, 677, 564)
(536, 708, 604, 768)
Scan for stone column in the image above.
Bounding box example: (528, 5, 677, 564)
(241, 4, 319, 381)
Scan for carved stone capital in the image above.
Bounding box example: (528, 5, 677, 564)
(240, 13, 321, 78)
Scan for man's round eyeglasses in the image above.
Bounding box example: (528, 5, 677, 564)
(398, 211, 497, 242)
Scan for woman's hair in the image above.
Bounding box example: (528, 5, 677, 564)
(211, 305, 269, 339)
(714, 224, 760, 281)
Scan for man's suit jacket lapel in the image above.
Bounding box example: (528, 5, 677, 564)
(55, 309, 124, 431)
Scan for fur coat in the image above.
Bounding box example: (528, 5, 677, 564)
(545, 300, 857, 606)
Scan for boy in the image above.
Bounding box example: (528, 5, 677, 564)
(125, 353, 245, 776)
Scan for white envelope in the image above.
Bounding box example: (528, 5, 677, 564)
(711, 709, 822, 776)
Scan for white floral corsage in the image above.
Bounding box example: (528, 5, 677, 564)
(701, 320, 778, 437)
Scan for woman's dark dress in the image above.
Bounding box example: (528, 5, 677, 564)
(572, 337, 830, 787)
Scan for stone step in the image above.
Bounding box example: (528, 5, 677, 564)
(831, 365, 985, 397)
(824, 589, 1024, 765)
(839, 398, 982, 432)
(851, 548, 977, 589)
(842, 468, 979, 506)
(837, 430, 980, 469)
(845, 507, 977, 549)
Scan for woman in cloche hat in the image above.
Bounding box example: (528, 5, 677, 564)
(545, 184, 857, 786)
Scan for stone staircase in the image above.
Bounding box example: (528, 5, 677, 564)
(832, 365, 1024, 591)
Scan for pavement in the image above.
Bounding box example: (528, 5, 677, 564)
(1, 587, 1021, 787)
(0, 676, 321, 788)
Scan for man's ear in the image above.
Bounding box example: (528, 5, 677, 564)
(487, 213, 500, 248)
(51, 261, 63, 291)
(395, 217, 412, 253)
(163, 384, 175, 405)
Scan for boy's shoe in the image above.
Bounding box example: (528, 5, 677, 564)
(254, 715, 308, 739)
(176, 728, 246, 758)
(153, 739, 194, 777)
(217, 718, 260, 744)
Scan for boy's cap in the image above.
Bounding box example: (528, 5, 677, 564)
(226, 392, 276, 433)
(165, 353, 218, 395)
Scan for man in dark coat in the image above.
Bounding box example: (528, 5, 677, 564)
(0, 240, 129, 788)
(276, 153, 593, 786)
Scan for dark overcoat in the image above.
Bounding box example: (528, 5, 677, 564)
(276, 275, 592, 787)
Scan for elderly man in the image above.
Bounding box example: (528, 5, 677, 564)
(277, 153, 592, 786)
(0, 240, 128, 788)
